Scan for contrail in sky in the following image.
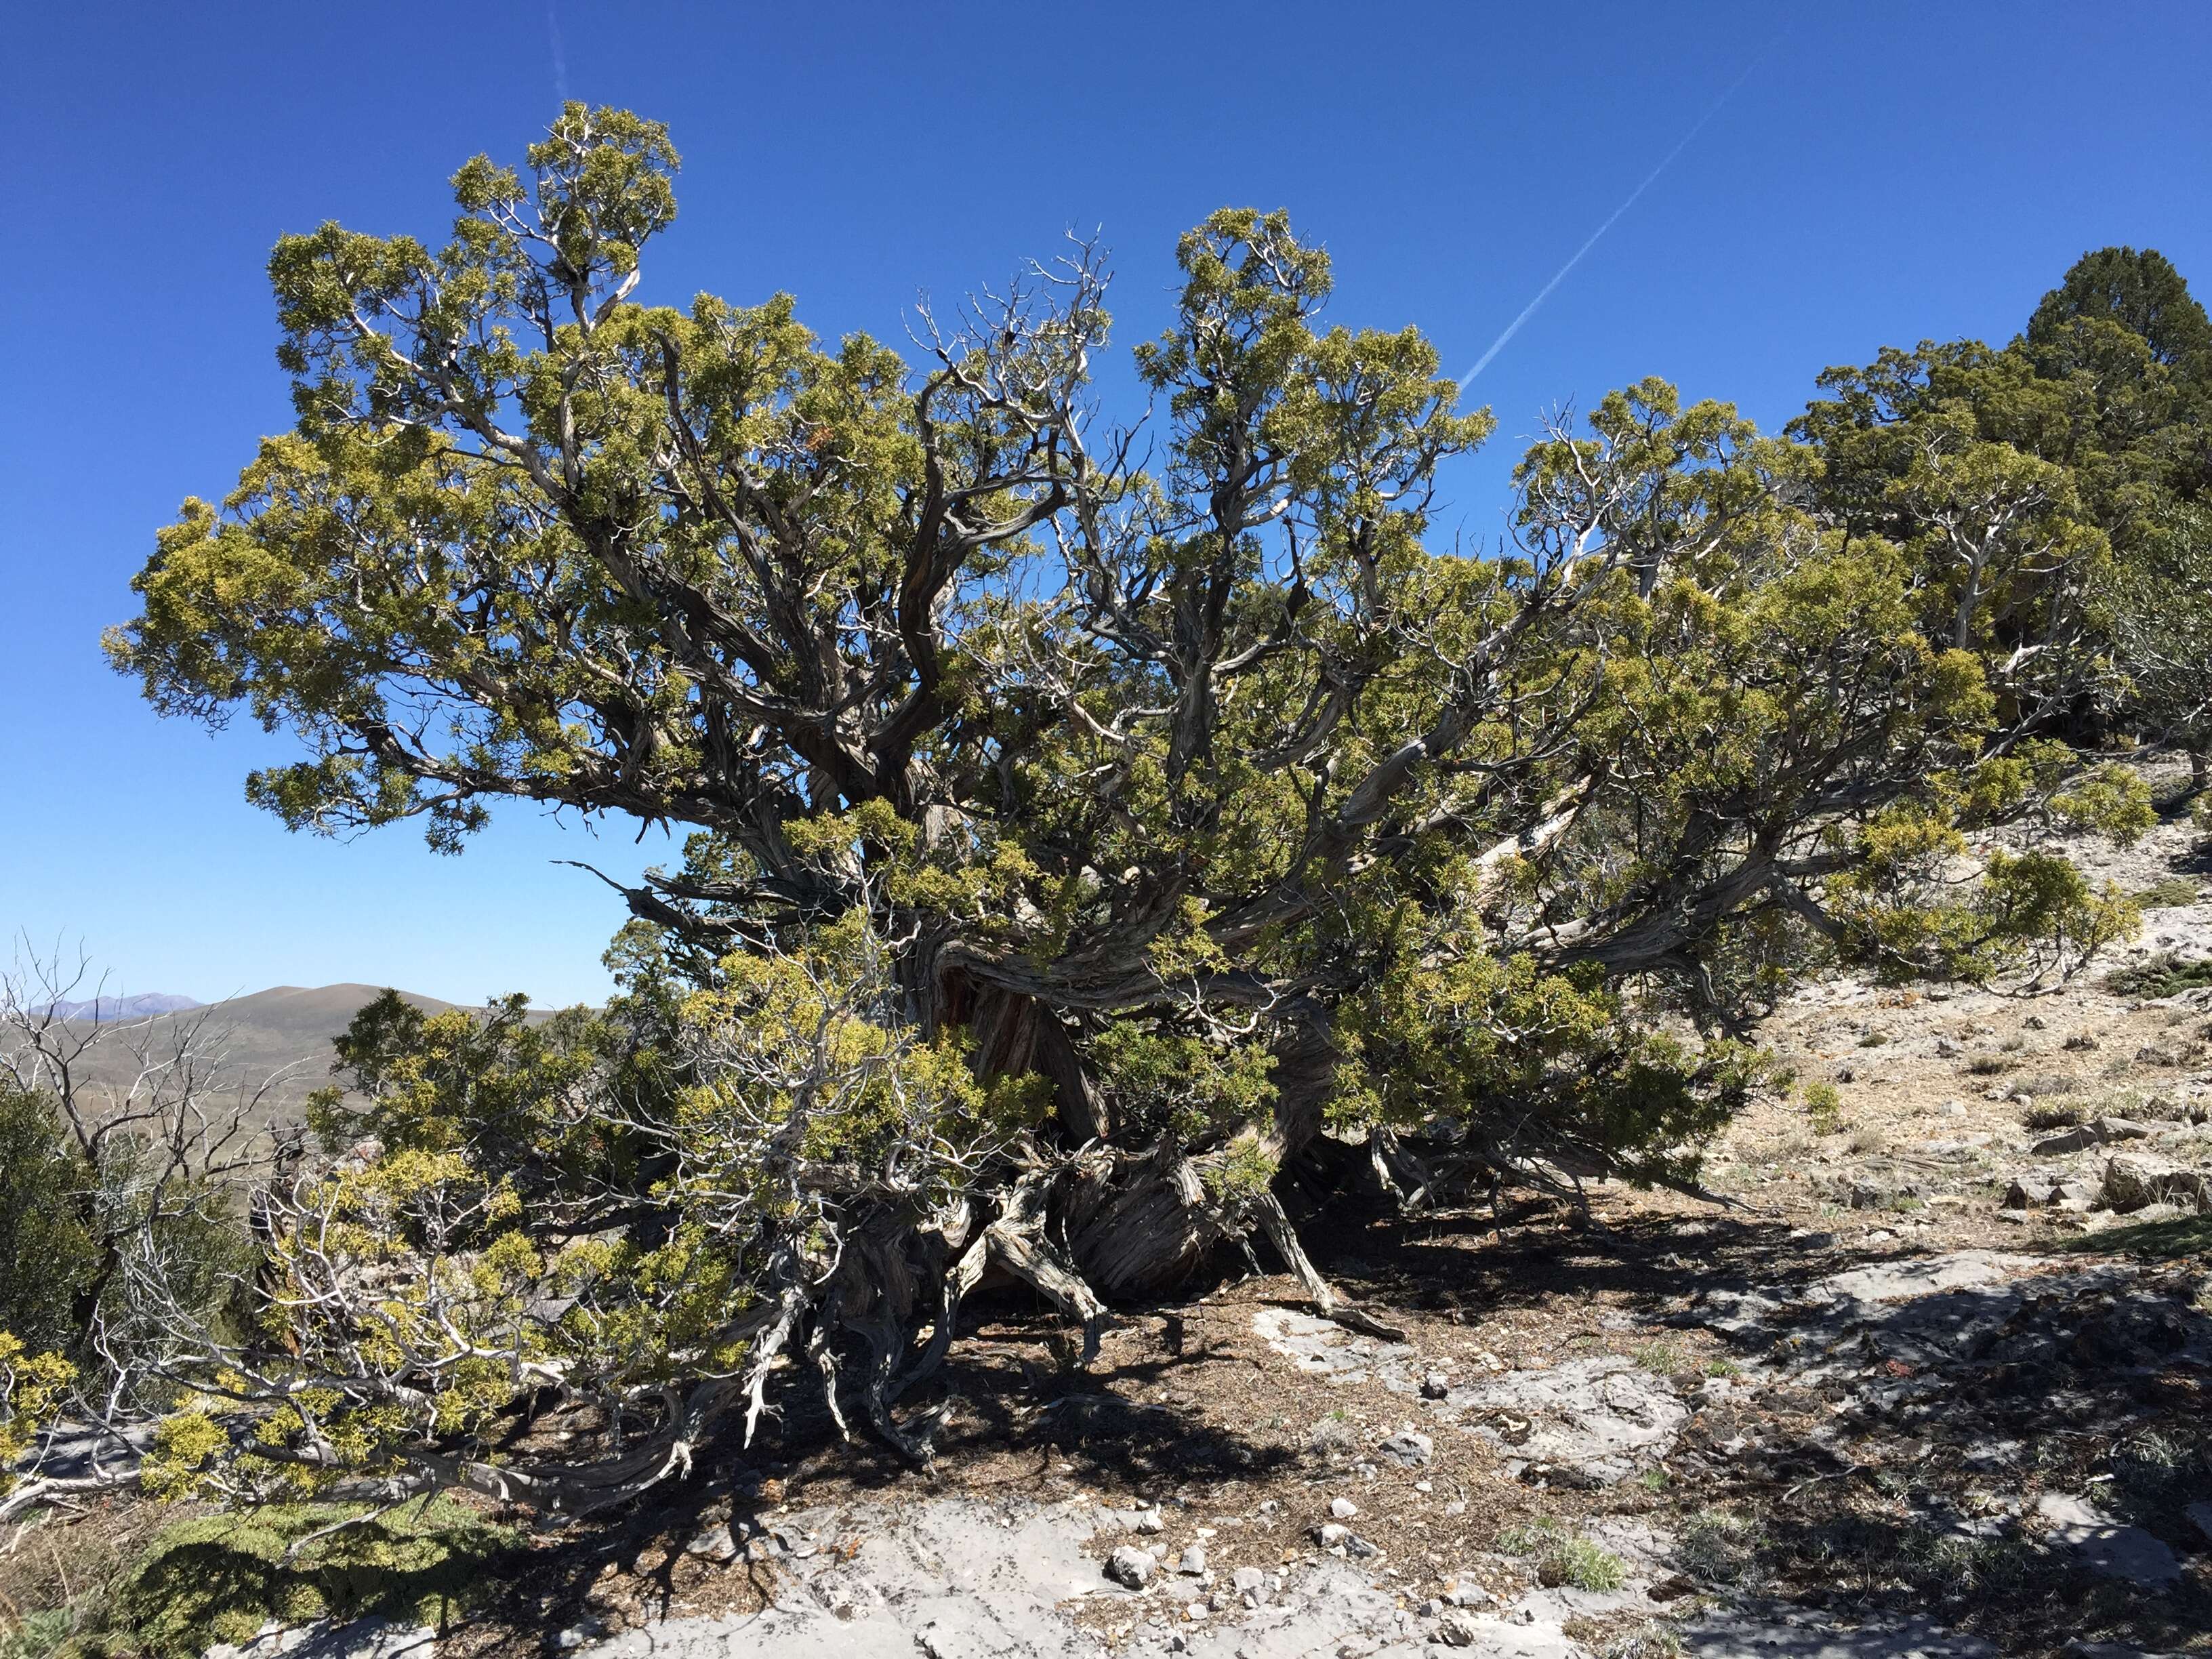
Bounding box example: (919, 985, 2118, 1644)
(1460, 44, 1778, 384)
(548, 4, 570, 103)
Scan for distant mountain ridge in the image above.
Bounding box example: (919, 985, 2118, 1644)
(33, 984, 553, 1113)
(31, 992, 203, 1022)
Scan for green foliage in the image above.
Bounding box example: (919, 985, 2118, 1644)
(0, 1607, 75, 1659)
(2066, 1208, 2212, 1261)
(2048, 763, 2155, 844)
(2104, 952, 2212, 1000)
(1801, 1081, 1845, 1136)
(0, 1088, 98, 1356)
(2025, 247, 2212, 385)
(0, 1332, 74, 1492)
(98, 1501, 517, 1659)
(90, 109, 2194, 1510)
(0, 1084, 249, 1399)
(2132, 875, 2201, 909)
(1828, 807, 2139, 983)
(1496, 1517, 1627, 1591)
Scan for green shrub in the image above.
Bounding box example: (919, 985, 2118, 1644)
(1496, 1517, 1626, 1592)
(0, 1088, 98, 1357)
(100, 1501, 518, 1658)
(2021, 1099, 2083, 1130)
(0, 1607, 77, 1659)
(2132, 875, 2201, 909)
(1801, 1082, 1845, 1136)
(2105, 953, 2212, 999)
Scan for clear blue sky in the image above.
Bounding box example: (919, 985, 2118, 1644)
(1, 1, 2205, 1008)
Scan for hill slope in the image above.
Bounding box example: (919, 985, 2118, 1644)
(39, 983, 555, 1111)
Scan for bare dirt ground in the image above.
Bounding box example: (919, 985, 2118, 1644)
(9, 790, 2209, 1659)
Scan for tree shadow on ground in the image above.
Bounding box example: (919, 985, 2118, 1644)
(445, 1281, 1296, 1654)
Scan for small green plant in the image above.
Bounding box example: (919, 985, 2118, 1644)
(1601, 1626, 1685, 1659)
(1631, 1340, 1686, 1378)
(1700, 1357, 1742, 1378)
(2106, 953, 2212, 1000)
(1675, 1508, 1765, 1586)
(1544, 1536, 1627, 1593)
(1856, 1031, 1889, 1048)
(2021, 1099, 2084, 1131)
(1634, 1467, 1672, 1492)
(1964, 1054, 2015, 1076)
(2132, 875, 2202, 909)
(1496, 1518, 1555, 1554)
(1802, 1081, 1845, 1135)
(0, 1607, 77, 1659)
(1496, 1518, 1627, 1592)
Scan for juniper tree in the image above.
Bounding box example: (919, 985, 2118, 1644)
(102, 108, 2146, 1511)
(1795, 246, 2212, 775)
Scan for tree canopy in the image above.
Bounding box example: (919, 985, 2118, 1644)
(49, 108, 2192, 1513)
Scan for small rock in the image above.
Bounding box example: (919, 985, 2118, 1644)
(1378, 1429, 1434, 1467)
(2102, 1152, 2211, 1214)
(1130, 1506, 1167, 1534)
(1421, 1371, 1452, 1400)
(1434, 1610, 1483, 1647)
(2024, 1014, 2047, 1030)
(683, 1524, 737, 1561)
(2030, 1128, 2087, 1156)
(1105, 1545, 1155, 1589)
(1232, 1565, 1267, 1593)
(1177, 1546, 1207, 1575)
(1940, 1099, 1967, 1117)
(1330, 1496, 1361, 1519)
(1316, 1523, 1353, 1548)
